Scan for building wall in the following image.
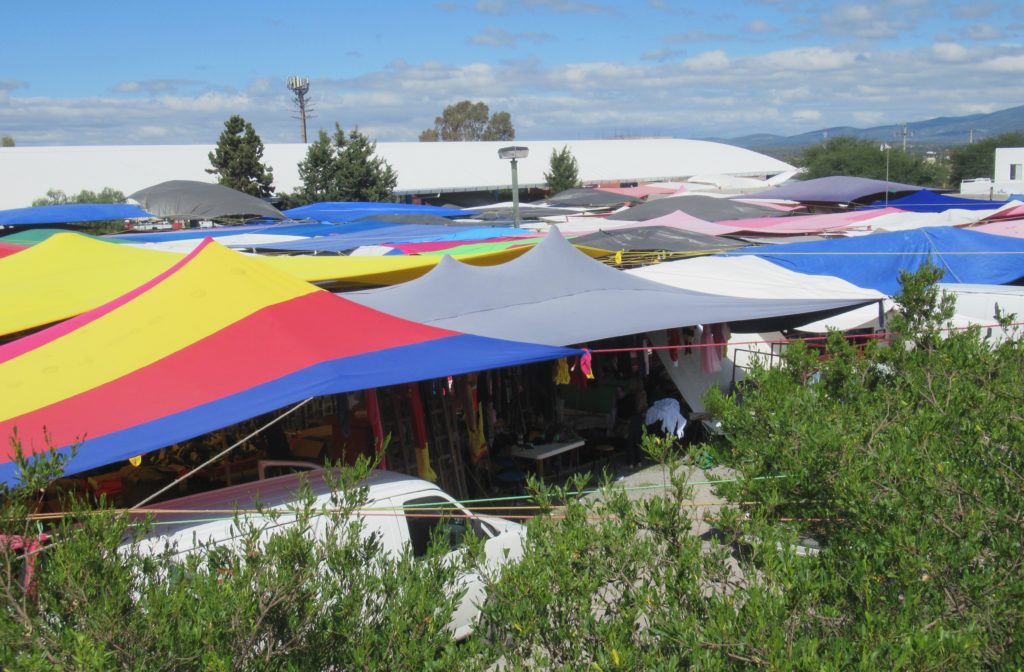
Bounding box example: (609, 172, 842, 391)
(0, 139, 794, 210)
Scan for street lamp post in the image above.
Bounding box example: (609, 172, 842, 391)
(881, 142, 892, 206)
(498, 146, 529, 228)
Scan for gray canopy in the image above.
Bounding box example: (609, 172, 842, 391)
(347, 228, 879, 346)
(543, 188, 636, 209)
(570, 226, 745, 253)
(606, 195, 780, 222)
(129, 180, 285, 220)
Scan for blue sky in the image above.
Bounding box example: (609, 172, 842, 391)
(1, 0, 1021, 145)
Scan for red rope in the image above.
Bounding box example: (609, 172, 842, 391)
(588, 320, 1024, 354)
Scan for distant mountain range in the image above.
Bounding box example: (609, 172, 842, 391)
(711, 104, 1024, 157)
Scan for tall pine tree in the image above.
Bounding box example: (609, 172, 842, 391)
(207, 115, 275, 197)
(544, 146, 581, 195)
(295, 124, 396, 204)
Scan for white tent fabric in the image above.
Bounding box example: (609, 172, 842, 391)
(347, 228, 882, 346)
(123, 233, 306, 253)
(627, 255, 884, 301)
(843, 207, 1007, 235)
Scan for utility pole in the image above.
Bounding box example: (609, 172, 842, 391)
(286, 76, 311, 144)
(900, 122, 909, 152)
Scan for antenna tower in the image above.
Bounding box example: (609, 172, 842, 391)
(286, 76, 311, 144)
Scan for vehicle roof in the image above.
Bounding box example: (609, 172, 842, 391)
(134, 469, 439, 528)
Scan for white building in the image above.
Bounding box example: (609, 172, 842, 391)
(961, 146, 1024, 197)
(0, 139, 794, 210)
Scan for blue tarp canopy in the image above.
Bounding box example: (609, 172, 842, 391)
(745, 176, 923, 204)
(725, 227, 1024, 295)
(257, 224, 529, 253)
(862, 190, 1004, 213)
(107, 221, 354, 243)
(0, 203, 154, 227)
(283, 201, 478, 222)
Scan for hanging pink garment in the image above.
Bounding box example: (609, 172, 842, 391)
(700, 324, 723, 374)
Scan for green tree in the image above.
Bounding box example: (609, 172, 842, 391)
(295, 124, 396, 204)
(335, 127, 398, 202)
(206, 115, 275, 197)
(1, 135, 14, 147)
(543, 145, 581, 195)
(32, 187, 125, 206)
(948, 131, 1024, 185)
(798, 136, 946, 187)
(419, 100, 515, 141)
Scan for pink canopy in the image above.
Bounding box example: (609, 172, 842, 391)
(971, 220, 1024, 239)
(597, 185, 683, 199)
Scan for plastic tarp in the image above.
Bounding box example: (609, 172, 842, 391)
(570, 226, 744, 253)
(743, 176, 923, 204)
(283, 201, 477, 222)
(0, 228, 75, 245)
(606, 195, 783, 222)
(109, 221, 347, 244)
(129, 180, 285, 220)
(627, 256, 884, 301)
(0, 242, 25, 258)
(347, 228, 881, 346)
(971, 220, 1024, 238)
(726, 226, 1024, 295)
(862, 190, 1004, 212)
(0, 240, 575, 484)
(0, 233, 535, 338)
(543, 188, 637, 208)
(254, 225, 529, 254)
(0, 203, 155, 226)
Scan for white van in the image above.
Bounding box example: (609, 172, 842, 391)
(130, 468, 525, 640)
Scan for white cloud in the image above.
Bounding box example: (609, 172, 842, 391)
(966, 24, 1004, 40)
(820, 3, 903, 39)
(930, 42, 970, 63)
(469, 27, 551, 47)
(756, 47, 858, 71)
(682, 50, 730, 71)
(853, 111, 885, 124)
(473, 0, 508, 14)
(979, 55, 1024, 71)
(745, 19, 775, 34)
(793, 109, 822, 122)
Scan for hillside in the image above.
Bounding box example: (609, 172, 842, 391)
(713, 104, 1024, 158)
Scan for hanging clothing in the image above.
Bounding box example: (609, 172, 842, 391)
(644, 398, 687, 439)
(553, 358, 571, 385)
(700, 324, 721, 374)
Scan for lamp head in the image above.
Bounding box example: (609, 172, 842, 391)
(498, 146, 529, 160)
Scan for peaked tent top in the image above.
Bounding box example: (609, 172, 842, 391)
(348, 228, 881, 346)
(129, 180, 285, 220)
(0, 239, 575, 485)
(0, 232, 535, 338)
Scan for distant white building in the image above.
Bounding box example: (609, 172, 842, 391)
(0, 139, 794, 210)
(961, 146, 1024, 197)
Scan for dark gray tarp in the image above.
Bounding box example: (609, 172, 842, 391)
(347, 228, 879, 346)
(469, 205, 580, 221)
(351, 213, 461, 226)
(606, 195, 781, 222)
(570, 226, 745, 253)
(543, 188, 636, 208)
(742, 176, 923, 204)
(129, 180, 285, 220)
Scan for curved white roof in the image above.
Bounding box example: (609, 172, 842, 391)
(0, 139, 793, 210)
